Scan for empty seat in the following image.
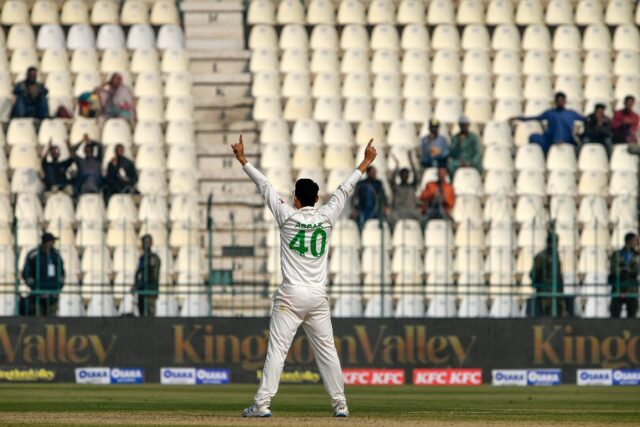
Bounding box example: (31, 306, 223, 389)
(1, 1, 28, 25)
(150, 0, 180, 25)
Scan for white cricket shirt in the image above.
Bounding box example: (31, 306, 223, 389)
(244, 163, 362, 288)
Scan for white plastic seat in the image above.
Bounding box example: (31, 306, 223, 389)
(307, 0, 335, 24)
(431, 24, 459, 50)
(516, 171, 545, 197)
(282, 72, 310, 98)
(332, 295, 363, 317)
(605, 0, 632, 25)
(427, 0, 454, 24)
(133, 96, 162, 123)
(309, 25, 338, 50)
(457, 0, 484, 24)
(613, 25, 640, 52)
(461, 25, 490, 52)
(462, 50, 491, 77)
(343, 97, 372, 123)
(341, 51, 370, 76)
(337, 0, 366, 25)
(401, 24, 429, 51)
(368, 0, 395, 24)
(610, 196, 638, 226)
(10, 48, 38, 74)
(36, 24, 65, 50)
(397, 0, 425, 24)
(310, 50, 338, 74)
(434, 98, 462, 124)
(425, 220, 454, 248)
(516, 0, 543, 25)
(547, 144, 577, 172)
(578, 196, 608, 226)
(492, 25, 520, 51)
(611, 145, 638, 173)
(615, 76, 640, 104)
(432, 50, 461, 77)
(150, 0, 179, 25)
(576, 0, 603, 25)
(546, 170, 577, 196)
(364, 295, 394, 318)
(583, 51, 611, 78)
(610, 171, 638, 197)
(248, 25, 277, 51)
(579, 144, 609, 173)
(613, 52, 639, 77)
(96, 24, 125, 51)
(522, 24, 551, 51)
(1, 1, 28, 25)
(61, 0, 89, 25)
(279, 24, 308, 50)
(121, 0, 149, 25)
(395, 295, 425, 318)
(127, 24, 155, 50)
(453, 167, 483, 197)
(86, 294, 117, 317)
(486, 0, 514, 25)
(157, 25, 185, 50)
(370, 24, 400, 51)
(371, 50, 400, 75)
(545, 0, 573, 25)
(91, 0, 119, 24)
(44, 192, 74, 226)
(101, 48, 129, 74)
(277, 0, 305, 24)
(15, 193, 43, 222)
(426, 295, 457, 317)
(41, 49, 70, 74)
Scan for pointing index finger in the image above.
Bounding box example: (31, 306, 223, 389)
(367, 138, 374, 148)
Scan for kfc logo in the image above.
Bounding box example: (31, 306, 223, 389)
(413, 369, 483, 386)
(342, 369, 405, 385)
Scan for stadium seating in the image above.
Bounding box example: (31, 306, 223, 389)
(245, 0, 640, 319)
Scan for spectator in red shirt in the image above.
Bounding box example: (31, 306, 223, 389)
(612, 95, 640, 143)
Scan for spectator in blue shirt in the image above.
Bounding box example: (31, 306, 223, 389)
(420, 119, 449, 168)
(511, 92, 585, 155)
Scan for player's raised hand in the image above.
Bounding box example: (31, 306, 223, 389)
(357, 139, 377, 173)
(231, 134, 248, 166)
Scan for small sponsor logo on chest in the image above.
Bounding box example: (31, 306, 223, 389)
(295, 222, 324, 229)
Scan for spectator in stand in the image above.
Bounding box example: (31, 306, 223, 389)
(21, 233, 64, 316)
(69, 134, 104, 196)
(419, 167, 455, 223)
(97, 73, 136, 126)
(510, 92, 585, 155)
(420, 119, 449, 169)
(352, 166, 387, 229)
(41, 139, 73, 194)
(448, 115, 482, 177)
(133, 234, 161, 317)
(529, 232, 565, 317)
(609, 232, 639, 319)
(388, 151, 420, 229)
(105, 144, 138, 200)
(612, 95, 640, 144)
(581, 103, 613, 155)
(11, 67, 49, 120)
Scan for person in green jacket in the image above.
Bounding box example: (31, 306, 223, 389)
(448, 116, 483, 177)
(609, 233, 639, 318)
(529, 232, 566, 317)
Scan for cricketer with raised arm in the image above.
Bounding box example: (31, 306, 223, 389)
(231, 135, 377, 418)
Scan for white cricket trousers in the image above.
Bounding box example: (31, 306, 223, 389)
(254, 283, 346, 407)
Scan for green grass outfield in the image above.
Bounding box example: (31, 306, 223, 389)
(0, 384, 639, 426)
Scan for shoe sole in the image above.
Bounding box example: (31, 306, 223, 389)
(334, 414, 349, 418)
(242, 413, 272, 418)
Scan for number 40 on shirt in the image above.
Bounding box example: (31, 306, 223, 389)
(289, 228, 327, 257)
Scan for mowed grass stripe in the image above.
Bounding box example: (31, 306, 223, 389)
(0, 384, 638, 425)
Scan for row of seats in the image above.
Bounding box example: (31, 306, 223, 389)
(248, 0, 640, 27)
(4, 118, 194, 147)
(331, 294, 623, 318)
(7, 193, 199, 225)
(0, 243, 206, 286)
(2, 47, 189, 75)
(0, 0, 180, 26)
(249, 23, 640, 53)
(0, 23, 185, 51)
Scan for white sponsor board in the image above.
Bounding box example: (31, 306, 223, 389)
(160, 368, 196, 385)
(577, 369, 612, 386)
(491, 370, 528, 386)
(75, 367, 111, 385)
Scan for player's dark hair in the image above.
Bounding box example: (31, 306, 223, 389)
(295, 179, 319, 207)
(625, 95, 635, 103)
(554, 91, 566, 101)
(625, 232, 636, 245)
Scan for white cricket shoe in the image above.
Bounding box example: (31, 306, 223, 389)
(242, 403, 272, 417)
(333, 401, 349, 418)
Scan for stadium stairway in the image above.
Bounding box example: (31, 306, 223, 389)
(182, 0, 270, 305)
